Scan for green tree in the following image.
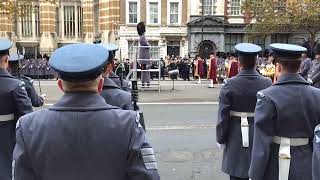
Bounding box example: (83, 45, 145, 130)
(243, 0, 320, 47)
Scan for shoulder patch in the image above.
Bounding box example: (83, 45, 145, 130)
(141, 147, 158, 170)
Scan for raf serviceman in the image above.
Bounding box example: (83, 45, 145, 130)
(308, 44, 320, 88)
(249, 44, 320, 180)
(0, 39, 33, 180)
(99, 43, 134, 110)
(216, 43, 272, 180)
(8, 54, 44, 107)
(313, 125, 320, 180)
(12, 43, 160, 180)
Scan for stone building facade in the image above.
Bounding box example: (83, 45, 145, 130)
(188, 0, 312, 59)
(118, 0, 189, 60)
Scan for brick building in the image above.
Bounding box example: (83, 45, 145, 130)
(0, 0, 120, 56)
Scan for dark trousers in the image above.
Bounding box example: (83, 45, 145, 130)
(230, 176, 249, 180)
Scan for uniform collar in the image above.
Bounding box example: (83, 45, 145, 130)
(103, 77, 120, 89)
(238, 69, 260, 76)
(274, 73, 310, 86)
(0, 68, 13, 78)
(50, 92, 118, 111)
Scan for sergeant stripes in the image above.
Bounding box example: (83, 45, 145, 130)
(141, 148, 158, 170)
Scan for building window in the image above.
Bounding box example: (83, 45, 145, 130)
(167, 41, 180, 57)
(149, 41, 159, 59)
(56, 7, 60, 36)
(203, 0, 214, 15)
(77, 6, 83, 37)
(225, 34, 243, 52)
(21, 5, 33, 37)
(94, 3, 99, 34)
(170, 2, 179, 24)
(129, 2, 138, 23)
(230, 0, 241, 16)
(35, 6, 40, 37)
(149, 2, 159, 24)
(128, 40, 138, 60)
(64, 6, 75, 37)
(271, 34, 289, 44)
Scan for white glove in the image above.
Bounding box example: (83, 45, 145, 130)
(308, 79, 313, 84)
(217, 143, 226, 150)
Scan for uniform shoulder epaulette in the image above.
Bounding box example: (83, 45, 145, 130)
(257, 91, 265, 98)
(135, 112, 143, 129)
(22, 75, 33, 84)
(18, 81, 26, 90)
(315, 125, 320, 133)
(222, 79, 228, 86)
(315, 125, 320, 143)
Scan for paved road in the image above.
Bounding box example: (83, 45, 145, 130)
(141, 104, 227, 180)
(34, 80, 228, 179)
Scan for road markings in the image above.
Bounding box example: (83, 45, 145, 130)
(44, 102, 219, 106)
(147, 125, 216, 131)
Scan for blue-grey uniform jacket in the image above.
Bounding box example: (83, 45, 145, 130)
(109, 72, 132, 92)
(13, 75, 44, 107)
(217, 69, 272, 178)
(101, 77, 134, 110)
(300, 58, 312, 80)
(308, 60, 320, 88)
(313, 125, 320, 180)
(0, 69, 32, 180)
(13, 92, 160, 180)
(249, 74, 320, 180)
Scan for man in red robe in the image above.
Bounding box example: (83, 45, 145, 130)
(208, 51, 218, 84)
(228, 53, 239, 78)
(197, 56, 204, 78)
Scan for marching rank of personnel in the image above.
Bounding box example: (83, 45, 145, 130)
(1, 36, 320, 179)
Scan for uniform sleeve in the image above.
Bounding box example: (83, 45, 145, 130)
(311, 69, 320, 84)
(140, 36, 150, 47)
(13, 119, 36, 180)
(300, 61, 309, 78)
(216, 82, 232, 144)
(313, 126, 320, 180)
(12, 83, 33, 118)
(249, 92, 276, 180)
(25, 80, 44, 107)
(127, 113, 160, 180)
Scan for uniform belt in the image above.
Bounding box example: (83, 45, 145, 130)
(0, 114, 14, 122)
(272, 136, 309, 180)
(230, 111, 255, 148)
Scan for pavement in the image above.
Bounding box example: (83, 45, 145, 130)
(34, 79, 228, 180)
(37, 79, 222, 104)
